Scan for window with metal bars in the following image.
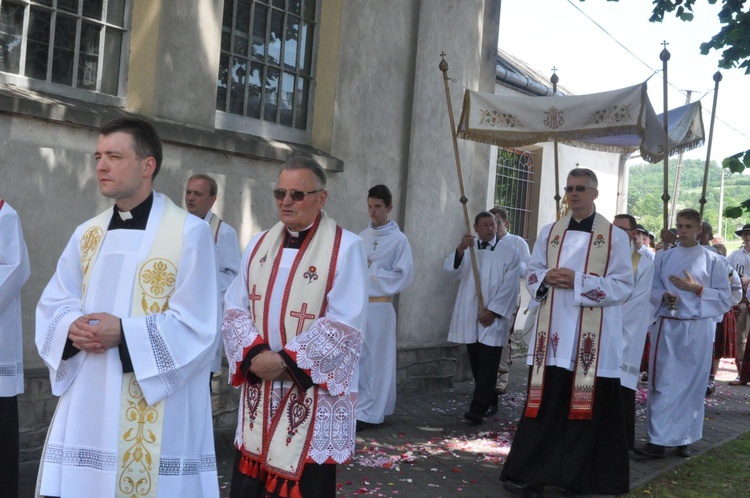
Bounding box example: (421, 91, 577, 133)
(0, 0, 127, 96)
(216, 0, 316, 130)
(493, 148, 535, 241)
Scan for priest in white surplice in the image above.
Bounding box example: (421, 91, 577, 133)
(0, 199, 30, 498)
(501, 168, 633, 497)
(185, 173, 242, 376)
(222, 157, 368, 498)
(635, 209, 732, 459)
(613, 214, 654, 450)
(445, 211, 520, 425)
(35, 118, 220, 498)
(356, 184, 413, 429)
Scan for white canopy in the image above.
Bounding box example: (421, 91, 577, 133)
(457, 82, 704, 163)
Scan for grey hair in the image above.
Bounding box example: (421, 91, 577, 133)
(280, 157, 327, 189)
(567, 168, 598, 189)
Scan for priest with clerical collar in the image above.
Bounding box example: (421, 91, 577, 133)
(36, 117, 221, 497)
(222, 157, 368, 498)
(501, 168, 634, 497)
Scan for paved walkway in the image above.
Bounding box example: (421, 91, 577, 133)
(20, 359, 750, 497)
(320, 358, 750, 497)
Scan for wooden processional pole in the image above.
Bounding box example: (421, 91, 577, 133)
(439, 53, 484, 312)
(660, 42, 671, 236)
(699, 71, 723, 218)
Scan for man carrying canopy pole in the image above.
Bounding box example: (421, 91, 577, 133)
(439, 54, 484, 312)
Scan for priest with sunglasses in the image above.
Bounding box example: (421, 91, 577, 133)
(501, 168, 634, 497)
(222, 157, 368, 498)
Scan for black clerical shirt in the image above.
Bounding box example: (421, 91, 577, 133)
(62, 193, 155, 370)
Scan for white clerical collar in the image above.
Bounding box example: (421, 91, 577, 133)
(286, 221, 315, 238)
(119, 210, 133, 221)
(370, 220, 394, 231)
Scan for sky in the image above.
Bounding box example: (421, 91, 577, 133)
(498, 0, 750, 164)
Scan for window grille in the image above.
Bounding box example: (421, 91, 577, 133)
(0, 0, 127, 96)
(494, 148, 535, 241)
(217, 0, 316, 130)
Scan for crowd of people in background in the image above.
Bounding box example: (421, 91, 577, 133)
(2, 117, 749, 497)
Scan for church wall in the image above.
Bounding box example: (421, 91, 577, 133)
(397, 0, 501, 387)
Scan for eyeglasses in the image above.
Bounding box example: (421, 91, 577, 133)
(273, 189, 324, 201)
(563, 185, 596, 193)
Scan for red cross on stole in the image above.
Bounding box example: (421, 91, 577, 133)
(248, 284, 261, 319)
(289, 302, 316, 334)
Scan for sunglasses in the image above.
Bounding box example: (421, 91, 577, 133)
(563, 185, 595, 193)
(273, 189, 324, 201)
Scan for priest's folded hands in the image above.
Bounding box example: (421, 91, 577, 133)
(249, 349, 293, 381)
(544, 267, 575, 289)
(68, 312, 122, 353)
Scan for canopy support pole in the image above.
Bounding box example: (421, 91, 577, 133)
(551, 70, 562, 220)
(439, 53, 484, 312)
(660, 44, 671, 237)
(700, 71, 723, 218)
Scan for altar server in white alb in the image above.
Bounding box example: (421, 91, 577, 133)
(635, 208, 732, 460)
(356, 184, 414, 430)
(445, 211, 520, 425)
(222, 157, 368, 498)
(489, 206, 531, 396)
(0, 199, 30, 498)
(35, 118, 220, 497)
(613, 214, 654, 450)
(501, 168, 633, 497)
(185, 173, 241, 377)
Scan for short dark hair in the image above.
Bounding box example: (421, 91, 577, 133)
(489, 206, 508, 222)
(474, 211, 494, 226)
(100, 118, 163, 180)
(189, 173, 218, 196)
(567, 168, 598, 189)
(280, 157, 327, 188)
(676, 208, 702, 224)
(614, 214, 637, 230)
(368, 184, 392, 206)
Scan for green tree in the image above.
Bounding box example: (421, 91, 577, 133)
(584, 1, 750, 219)
(627, 158, 750, 240)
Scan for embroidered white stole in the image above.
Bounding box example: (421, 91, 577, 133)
(79, 197, 185, 498)
(240, 212, 341, 485)
(525, 213, 612, 420)
(208, 212, 222, 244)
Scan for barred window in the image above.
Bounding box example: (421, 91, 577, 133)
(217, 0, 316, 130)
(493, 148, 535, 241)
(0, 0, 127, 96)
